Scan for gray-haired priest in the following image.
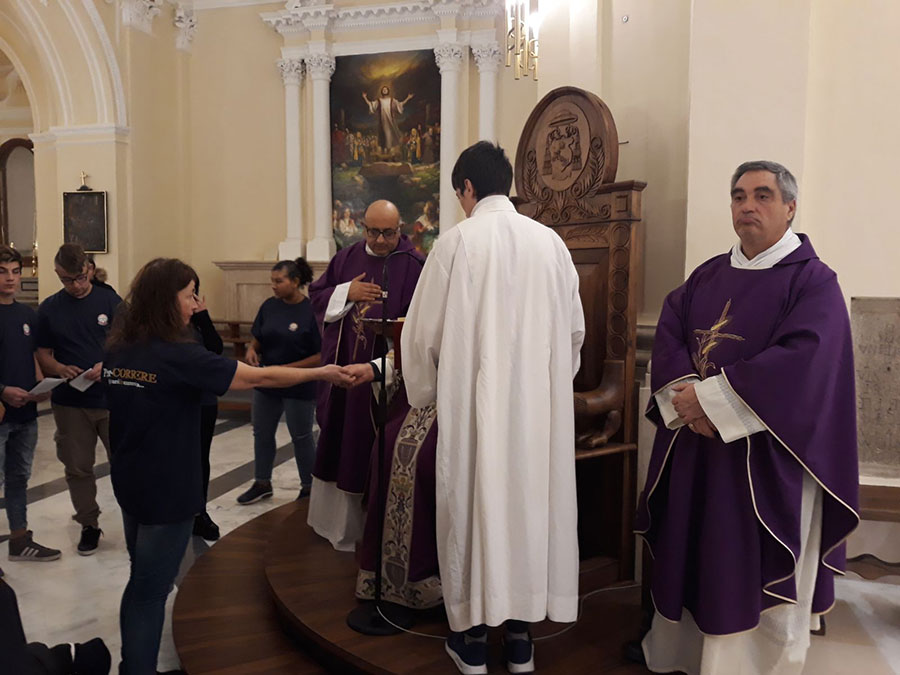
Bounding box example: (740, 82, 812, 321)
(636, 160, 859, 675)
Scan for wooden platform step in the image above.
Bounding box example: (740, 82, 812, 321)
(264, 504, 647, 674)
(173, 502, 326, 674)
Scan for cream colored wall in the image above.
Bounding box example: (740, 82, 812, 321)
(801, 2, 900, 302)
(117, 21, 191, 292)
(683, 0, 812, 277)
(681, 0, 900, 305)
(188, 3, 285, 317)
(603, 0, 690, 322)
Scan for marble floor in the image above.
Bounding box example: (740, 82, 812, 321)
(2, 405, 900, 674)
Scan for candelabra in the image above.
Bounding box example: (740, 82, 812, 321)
(506, 0, 540, 81)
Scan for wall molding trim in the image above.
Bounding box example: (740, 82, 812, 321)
(261, 0, 501, 36)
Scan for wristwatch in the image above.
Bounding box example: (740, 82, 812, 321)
(0, 383, 6, 398)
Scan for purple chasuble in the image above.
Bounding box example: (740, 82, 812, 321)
(635, 234, 859, 635)
(309, 237, 423, 493)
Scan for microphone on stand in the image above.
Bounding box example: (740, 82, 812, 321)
(347, 246, 425, 636)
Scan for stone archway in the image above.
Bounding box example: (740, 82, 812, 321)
(0, 0, 128, 297)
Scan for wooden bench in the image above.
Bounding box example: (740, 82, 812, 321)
(211, 319, 253, 361)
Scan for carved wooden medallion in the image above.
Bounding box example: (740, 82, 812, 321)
(515, 87, 619, 225)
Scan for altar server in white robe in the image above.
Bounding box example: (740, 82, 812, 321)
(402, 141, 585, 675)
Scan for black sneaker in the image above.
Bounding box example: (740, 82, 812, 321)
(8, 531, 62, 561)
(193, 513, 220, 541)
(445, 630, 488, 675)
(74, 637, 111, 674)
(77, 526, 102, 556)
(502, 632, 535, 673)
(236, 481, 273, 505)
(296, 485, 311, 500)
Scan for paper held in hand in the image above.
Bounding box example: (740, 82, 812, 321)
(69, 370, 97, 392)
(28, 378, 66, 396)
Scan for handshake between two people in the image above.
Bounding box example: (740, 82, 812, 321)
(320, 362, 380, 389)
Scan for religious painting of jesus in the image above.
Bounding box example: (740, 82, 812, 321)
(330, 50, 441, 254)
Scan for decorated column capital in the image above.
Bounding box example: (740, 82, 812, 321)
(472, 42, 503, 74)
(277, 58, 305, 86)
(305, 53, 336, 82)
(174, 6, 197, 52)
(434, 42, 465, 74)
(122, 0, 161, 34)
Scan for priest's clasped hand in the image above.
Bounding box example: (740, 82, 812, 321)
(348, 273, 382, 303)
(337, 362, 376, 389)
(672, 382, 718, 438)
(320, 364, 356, 387)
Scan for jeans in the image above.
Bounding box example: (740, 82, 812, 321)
(119, 511, 193, 675)
(252, 391, 316, 487)
(0, 420, 38, 532)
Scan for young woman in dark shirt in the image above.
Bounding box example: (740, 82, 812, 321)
(104, 258, 350, 675)
(236, 258, 322, 504)
(188, 274, 224, 540)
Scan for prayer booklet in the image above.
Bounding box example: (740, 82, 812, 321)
(69, 371, 97, 392)
(29, 378, 66, 395)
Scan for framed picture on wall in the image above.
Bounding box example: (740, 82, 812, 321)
(62, 190, 107, 253)
(330, 49, 441, 255)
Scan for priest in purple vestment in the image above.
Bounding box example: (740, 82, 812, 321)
(307, 200, 424, 551)
(635, 161, 859, 675)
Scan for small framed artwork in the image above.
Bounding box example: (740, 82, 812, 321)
(62, 190, 108, 253)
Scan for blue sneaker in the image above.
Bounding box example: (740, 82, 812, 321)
(445, 630, 488, 675)
(502, 632, 534, 673)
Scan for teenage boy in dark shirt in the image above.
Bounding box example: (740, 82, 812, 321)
(0, 246, 60, 569)
(36, 244, 121, 555)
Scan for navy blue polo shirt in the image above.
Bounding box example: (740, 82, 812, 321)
(251, 297, 321, 400)
(104, 340, 237, 524)
(36, 285, 121, 409)
(0, 302, 38, 425)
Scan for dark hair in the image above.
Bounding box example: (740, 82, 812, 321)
(106, 258, 197, 350)
(272, 257, 313, 286)
(0, 245, 23, 268)
(451, 141, 513, 201)
(55, 243, 88, 274)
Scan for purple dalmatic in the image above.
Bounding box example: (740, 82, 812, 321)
(635, 235, 859, 636)
(356, 387, 442, 609)
(309, 237, 423, 494)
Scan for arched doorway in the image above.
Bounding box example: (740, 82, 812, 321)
(0, 137, 36, 254)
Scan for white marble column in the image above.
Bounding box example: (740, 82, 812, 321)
(434, 43, 465, 231)
(472, 42, 502, 142)
(277, 58, 305, 260)
(304, 53, 337, 263)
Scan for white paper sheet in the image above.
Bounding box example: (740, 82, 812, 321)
(28, 378, 66, 396)
(68, 370, 97, 392)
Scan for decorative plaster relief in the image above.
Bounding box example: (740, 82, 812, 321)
(174, 6, 198, 51)
(305, 53, 336, 81)
(277, 58, 305, 86)
(472, 42, 502, 73)
(122, 0, 161, 34)
(262, 0, 502, 35)
(434, 42, 465, 73)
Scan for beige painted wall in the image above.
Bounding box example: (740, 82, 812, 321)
(802, 1, 900, 302)
(119, 21, 191, 290)
(189, 3, 286, 317)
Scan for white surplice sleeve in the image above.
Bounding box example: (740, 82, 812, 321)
(569, 264, 586, 377)
(368, 351, 395, 399)
(401, 250, 451, 409)
(655, 377, 701, 430)
(694, 374, 766, 442)
(324, 281, 354, 323)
